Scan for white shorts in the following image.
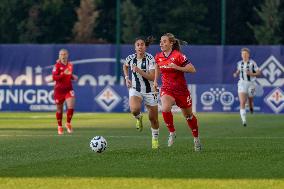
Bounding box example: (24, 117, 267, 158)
(129, 88, 158, 106)
(238, 80, 256, 97)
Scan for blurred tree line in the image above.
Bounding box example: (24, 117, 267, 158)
(0, 0, 283, 44)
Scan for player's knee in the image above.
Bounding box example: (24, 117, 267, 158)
(130, 108, 140, 116)
(161, 104, 171, 112)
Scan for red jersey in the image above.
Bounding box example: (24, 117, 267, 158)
(52, 61, 74, 94)
(155, 50, 190, 95)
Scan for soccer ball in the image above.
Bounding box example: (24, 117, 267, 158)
(90, 136, 107, 153)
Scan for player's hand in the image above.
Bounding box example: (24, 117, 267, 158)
(72, 74, 78, 81)
(246, 71, 253, 76)
(153, 80, 159, 92)
(125, 78, 132, 88)
(46, 77, 54, 83)
(233, 72, 238, 78)
(168, 63, 178, 70)
(132, 65, 141, 73)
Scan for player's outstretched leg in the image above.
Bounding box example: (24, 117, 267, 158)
(65, 97, 75, 133)
(147, 105, 159, 149)
(129, 96, 143, 132)
(134, 113, 143, 132)
(66, 108, 74, 133)
(186, 114, 201, 152)
(248, 97, 254, 114)
(240, 109, 247, 126)
(56, 111, 63, 135)
(238, 93, 247, 126)
(162, 111, 176, 147)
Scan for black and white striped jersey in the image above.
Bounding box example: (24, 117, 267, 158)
(124, 53, 155, 93)
(237, 59, 259, 82)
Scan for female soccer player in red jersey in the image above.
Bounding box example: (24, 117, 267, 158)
(52, 49, 78, 135)
(153, 33, 201, 151)
(123, 36, 160, 149)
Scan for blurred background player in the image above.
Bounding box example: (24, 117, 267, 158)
(233, 48, 261, 126)
(52, 49, 78, 135)
(123, 36, 160, 149)
(153, 33, 201, 151)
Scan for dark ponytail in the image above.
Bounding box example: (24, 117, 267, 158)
(134, 36, 155, 47)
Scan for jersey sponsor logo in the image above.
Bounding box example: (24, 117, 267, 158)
(95, 86, 121, 112)
(256, 55, 284, 87)
(264, 87, 284, 113)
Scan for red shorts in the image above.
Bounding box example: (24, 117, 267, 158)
(54, 90, 75, 105)
(160, 89, 192, 108)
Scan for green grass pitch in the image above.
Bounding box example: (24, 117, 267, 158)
(0, 112, 283, 189)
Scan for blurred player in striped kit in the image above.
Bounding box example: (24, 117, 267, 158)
(233, 48, 261, 126)
(123, 36, 160, 149)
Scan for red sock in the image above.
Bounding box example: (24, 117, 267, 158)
(186, 115, 198, 137)
(56, 112, 63, 127)
(67, 109, 74, 124)
(162, 111, 175, 132)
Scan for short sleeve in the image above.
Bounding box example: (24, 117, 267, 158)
(147, 54, 155, 70)
(252, 61, 259, 72)
(124, 55, 131, 66)
(52, 64, 59, 75)
(237, 61, 241, 71)
(178, 53, 189, 67)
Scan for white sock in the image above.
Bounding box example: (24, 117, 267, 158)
(240, 109, 246, 123)
(169, 132, 175, 136)
(134, 113, 142, 120)
(151, 128, 159, 139)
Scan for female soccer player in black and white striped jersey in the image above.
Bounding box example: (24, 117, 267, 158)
(123, 36, 160, 149)
(233, 48, 261, 126)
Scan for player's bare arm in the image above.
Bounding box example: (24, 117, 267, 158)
(233, 70, 240, 78)
(246, 69, 261, 77)
(153, 64, 160, 91)
(132, 66, 154, 81)
(72, 74, 78, 81)
(123, 63, 132, 88)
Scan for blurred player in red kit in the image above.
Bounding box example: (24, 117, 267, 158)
(52, 49, 78, 135)
(154, 33, 201, 151)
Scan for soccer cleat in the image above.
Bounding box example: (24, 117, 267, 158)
(58, 126, 63, 135)
(152, 138, 159, 149)
(135, 115, 143, 132)
(242, 121, 247, 127)
(250, 107, 254, 114)
(65, 123, 73, 133)
(167, 132, 176, 147)
(194, 137, 202, 152)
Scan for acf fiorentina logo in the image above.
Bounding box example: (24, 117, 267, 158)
(95, 86, 121, 112)
(264, 87, 284, 113)
(256, 55, 284, 87)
